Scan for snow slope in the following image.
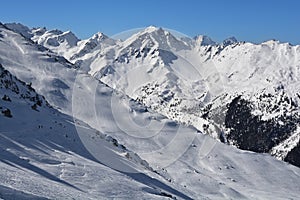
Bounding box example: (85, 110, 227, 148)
(0, 61, 190, 200)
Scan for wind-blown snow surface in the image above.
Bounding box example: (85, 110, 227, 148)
(1, 22, 300, 199)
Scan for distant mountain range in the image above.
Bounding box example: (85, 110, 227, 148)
(11, 22, 299, 167)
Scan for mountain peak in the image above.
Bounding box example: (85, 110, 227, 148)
(31, 27, 47, 36)
(39, 29, 79, 47)
(141, 26, 171, 36)
(144, 25, 161, 32)
(223, 36, 238, 46)
(194, 35, 216, 46)
(88, 32, 116, 46)
(121, 26, 190, 52)
(91, 32, 108, 40)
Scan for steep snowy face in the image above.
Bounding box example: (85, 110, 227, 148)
(69, 32, 116, 62)
(30, 27, 79, 48)
(31, 29, 80, 58)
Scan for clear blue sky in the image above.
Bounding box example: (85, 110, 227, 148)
(1, 0, 299, 44)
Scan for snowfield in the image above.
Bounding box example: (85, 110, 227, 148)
(1, 22, 300, 199)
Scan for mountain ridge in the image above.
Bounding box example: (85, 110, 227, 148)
(8, 22, 300, 167)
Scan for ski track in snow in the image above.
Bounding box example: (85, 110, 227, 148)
(11, 37, 25, 54)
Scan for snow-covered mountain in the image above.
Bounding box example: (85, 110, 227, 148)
(25, 24, 300, 168)
(1, 22, 300, 199)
